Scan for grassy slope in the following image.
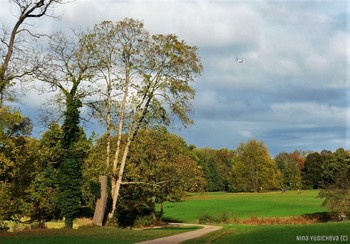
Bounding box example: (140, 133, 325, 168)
(184, 221, 350, 243)
(161, 190, 326, 223)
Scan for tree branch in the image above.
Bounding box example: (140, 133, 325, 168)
(121, 180, 171, 187)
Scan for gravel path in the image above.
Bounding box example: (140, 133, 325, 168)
(135, 223, 222, 244)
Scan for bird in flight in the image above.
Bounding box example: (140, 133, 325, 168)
(236, 58, 245, 63)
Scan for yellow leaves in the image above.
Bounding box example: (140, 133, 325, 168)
(233, 139, 281, 191)
(0, 152, 14, 178)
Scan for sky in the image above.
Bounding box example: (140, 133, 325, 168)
(1, 0, 349, 155)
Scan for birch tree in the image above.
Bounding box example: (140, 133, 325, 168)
(108, 21, 203, 219)
(80, 18, 202, 223)
(86, 19, 149, 225)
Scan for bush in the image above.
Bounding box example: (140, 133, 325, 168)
(198, 212, 230, 224)
(197, 213, 215, 224)
(0, 220, 9, 232)
(133, 215, 154, 228)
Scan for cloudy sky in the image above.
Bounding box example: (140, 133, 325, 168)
(2, 0, 349, 154)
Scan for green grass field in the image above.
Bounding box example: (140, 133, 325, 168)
(161, 190, 327, 223)
(2, 190, 349, 243)
(184, 221, 350, 243)
(0, 226, 201, 244)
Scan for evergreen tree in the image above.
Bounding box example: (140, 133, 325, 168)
(303, 152, 324, 189)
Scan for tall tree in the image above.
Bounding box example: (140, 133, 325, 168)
(231, 139, 281, 192)
(105, 19, 203, 219)
(71, 18, 202, 223)
(35, 30, 96, 228)
(85, 19, 149, 225)
(275, 152, 302, 190)
(0, 0, 64, 103)
(302, 152, 324, 189)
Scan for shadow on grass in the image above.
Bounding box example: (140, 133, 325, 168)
(302, 212, 330, 222)
(160, 217, 184, 223)
(196, 211, 345, 225)
(146, 226, 200, 231)
(302, 212, 348, 222)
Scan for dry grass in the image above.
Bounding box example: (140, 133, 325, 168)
(45, 218, 93, 229)
(6, 218, 94, 232)
(232, 215, 323, 225)
(74, 218, 93, 227)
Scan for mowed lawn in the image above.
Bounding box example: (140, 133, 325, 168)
(0, 226, 201, 244)
(161, 190, 327, 223)
(184, 221, 350, 243)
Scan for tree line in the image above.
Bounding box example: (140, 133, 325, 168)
(194, 142, 349, 193)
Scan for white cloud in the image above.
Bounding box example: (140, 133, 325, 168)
(1, 0, 348, 154)
(270, 102, 348, 125)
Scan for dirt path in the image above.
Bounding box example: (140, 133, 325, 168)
(135, 223, 222, 244)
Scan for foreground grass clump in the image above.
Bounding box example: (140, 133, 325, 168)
(184, 221, 350, 243)
(161, 190, 326, 223)
(0, 225, 201, 244)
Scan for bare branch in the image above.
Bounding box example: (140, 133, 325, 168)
(0, 0, 67, 103)
(121, 180, 171, 187)
(16, 28, 51, 39)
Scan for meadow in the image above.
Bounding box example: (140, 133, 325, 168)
(161, 190, 327, 223)
(184, 222, 350, 243)
(1, 190, 349, 243)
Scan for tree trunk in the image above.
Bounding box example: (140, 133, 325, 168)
(109, 61, 131, 219)
(92, 175, 108, 226)
(65, 217, 73, 229)
(108, 138, 132, 219)
(91, 72, 113, 226)
(108, 96, 153, 219)
(160, 202, 164, 223)
(151, 196, 157, 225)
